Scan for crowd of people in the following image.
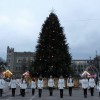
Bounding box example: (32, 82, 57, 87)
(0, 75, 100, 98)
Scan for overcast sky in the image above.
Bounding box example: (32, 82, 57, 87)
(0, 0, 100, 60)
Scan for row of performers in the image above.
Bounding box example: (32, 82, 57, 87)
(0, 75, 99, 98)
(0, 75, 73, 98)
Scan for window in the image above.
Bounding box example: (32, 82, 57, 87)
(17, 59, 22, 63)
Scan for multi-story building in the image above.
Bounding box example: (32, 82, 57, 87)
(7, 46, 99, 77)
(6, 46, 35, 77)
(71, 60, 94, 76)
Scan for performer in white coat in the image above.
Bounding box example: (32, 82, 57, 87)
(58, 75, 65, 98)
(81, 76, 89, 98)
(20, 77, 27, 97)
(48, 75, 55, 96)
(9, 76, 17, 96)
(31, 78, 36, 95)
(37, 76, 43, 97)
(89, 77, 95, 96)
(67, 76, 74, 96)
(0, 76, 5, 97)
(97, 79, 100, 97)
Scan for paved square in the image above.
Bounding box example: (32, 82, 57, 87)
(0, 88, 100, 100)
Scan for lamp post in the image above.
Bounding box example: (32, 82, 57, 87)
(93, 51, 100, 85)
(89, 57, 93, 74)
(89, 57, 91, 65)
(95, 51, 99, 79)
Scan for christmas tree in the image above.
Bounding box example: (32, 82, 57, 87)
(31, 12, 72, 77)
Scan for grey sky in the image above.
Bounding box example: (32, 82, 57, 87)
(0, 0, 100, 60)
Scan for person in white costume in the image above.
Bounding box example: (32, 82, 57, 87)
(81, 76, 89, 98)
(97, 78, 100, 97)
(9, 76, 17, 96)
(48, 75, 55, 96)
(0, 76, 5, 97)
(67, 75, 74, 96)
(37, 76, 43, 97)
(58, 75, 65, 98)
(20, 77, 27, 97)
(89, 76, 95, 96)
(31, 78, 36, 95)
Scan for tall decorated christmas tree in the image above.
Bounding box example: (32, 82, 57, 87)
(31, 12, 72, 77)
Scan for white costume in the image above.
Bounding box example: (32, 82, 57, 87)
(37, 79, 43, 89)
(48, 79, 55, 87)
(97, 80, 100, 97)
(58, 77, 65, 98)
(31, 81, 36, 89)
(81, 78, 89, 89)
(20, 80, 27, 89)
(67, 77, 74, 96)
(89, 78, 95, 88)
(0, 78, 5, 89)
(0, 78, 5, 97)
(67, 78, 74, 87)
(9, 78, 18, 96)
(81, 78, 89, 98)
(37, 78, 43, 97)
(58, 79, 65, 89)
(97, 81, 100, 91)
(20, 79, 27, 97)
(9, 79, 17, 88)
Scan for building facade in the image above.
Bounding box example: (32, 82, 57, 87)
(6, 46, 100, 77)
(6, 46, 35, 77)
(71, 60, 93, 76)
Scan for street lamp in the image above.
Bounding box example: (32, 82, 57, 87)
(95, 51, 99, 79)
